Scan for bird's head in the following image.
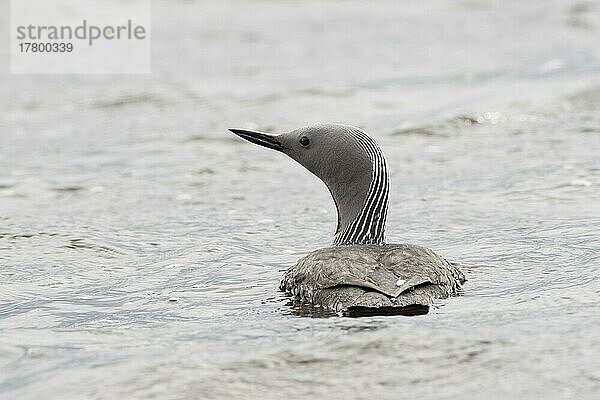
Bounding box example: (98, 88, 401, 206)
(229, 123, 372, 186)
(229, 123, 389, 245)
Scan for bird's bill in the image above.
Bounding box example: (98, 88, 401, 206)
(229, 128, 287, 152)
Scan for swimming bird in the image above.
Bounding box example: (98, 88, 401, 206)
(230, 124, 464, 315)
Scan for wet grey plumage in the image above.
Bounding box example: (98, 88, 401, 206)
(280, 245, 464, 314)
(229, 123, 465, 315)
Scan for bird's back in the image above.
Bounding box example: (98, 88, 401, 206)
(280, 244, 465, 314)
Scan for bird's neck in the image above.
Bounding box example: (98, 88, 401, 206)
(331, 134, 389, 246)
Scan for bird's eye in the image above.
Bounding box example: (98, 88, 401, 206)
(299, 136, 310, 147)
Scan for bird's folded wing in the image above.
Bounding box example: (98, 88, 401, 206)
(283, 245, 447, 298)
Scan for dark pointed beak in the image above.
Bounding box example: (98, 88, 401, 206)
(229, 128, 288, 152)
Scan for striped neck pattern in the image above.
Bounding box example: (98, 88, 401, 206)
(333, 127, 390, 246)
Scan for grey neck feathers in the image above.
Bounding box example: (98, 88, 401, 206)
(331, 127, 389, 246)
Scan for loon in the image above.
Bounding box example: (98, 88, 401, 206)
(230, 124, 465, 315)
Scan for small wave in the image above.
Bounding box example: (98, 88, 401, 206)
(389, 115, 480, 136)
(51, 186, 84, 193)
(92, 93, 164, 109)
(567, 85, 600, 110)
(1, 232, 59, 240)
(62, 238, 125, 256)
(180, 135, 239, 144)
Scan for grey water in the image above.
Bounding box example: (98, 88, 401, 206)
(1, 0, 600, 398)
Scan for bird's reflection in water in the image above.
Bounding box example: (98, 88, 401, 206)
(282, 298, 429, 318)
